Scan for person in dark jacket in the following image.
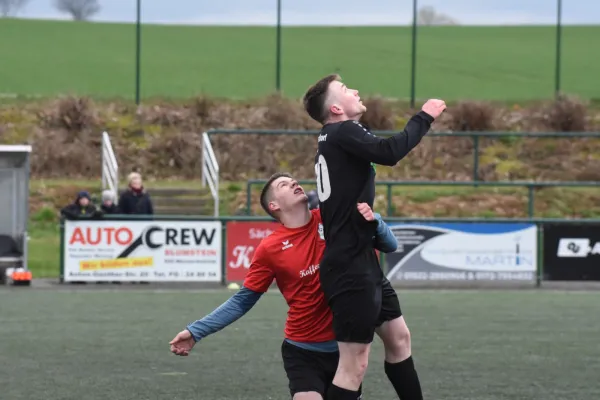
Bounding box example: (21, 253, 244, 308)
(118, 172, 154, 215)
(61, 191, 98, 219)
(100, 190, 120, 214)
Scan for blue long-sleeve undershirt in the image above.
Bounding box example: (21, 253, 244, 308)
(186, 287, 262, 342)
(185, 213, 398, 349)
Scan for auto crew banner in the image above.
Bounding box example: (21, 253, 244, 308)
(384, 223, 537, 281)
(63, 220, 222, 282)
(543, 223, 600, 281)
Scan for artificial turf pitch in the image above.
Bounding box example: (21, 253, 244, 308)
(1, 288, 599, 400)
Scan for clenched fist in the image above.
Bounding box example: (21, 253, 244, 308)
(421, 99, 446, 119)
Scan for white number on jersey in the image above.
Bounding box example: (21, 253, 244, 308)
(315, 154, 332, 202)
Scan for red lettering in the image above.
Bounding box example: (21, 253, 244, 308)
(87, 227, 101, 245)
(69, 226, 133, 246)
(70, 227, 85, 245)
(104, 227, 116, 245)
(115, 228, 132, 245)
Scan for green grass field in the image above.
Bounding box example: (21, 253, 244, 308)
(1, 18, 598, 101)
(1, 288, 599, 400)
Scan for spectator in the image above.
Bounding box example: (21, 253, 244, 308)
(118, 172, 154, 215)
(61, 191, 98, 219)
(100, 190, 120, 214)
(307, 189, 319, 210)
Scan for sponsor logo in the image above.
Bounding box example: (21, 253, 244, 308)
(249, 228, 274, 240)
(229, 245, 255, 269)
(282, 240, 293, 250)
(300, 264, 319, 278)
(557, 238, 600, 258)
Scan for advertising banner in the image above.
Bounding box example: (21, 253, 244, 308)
(543, 224, 600, 281)
(63, 220, 222, 282)
(385, 223, 537, 282)
(226, 221, 280, 282)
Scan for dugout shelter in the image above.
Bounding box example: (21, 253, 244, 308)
(0, 145, 32, 284)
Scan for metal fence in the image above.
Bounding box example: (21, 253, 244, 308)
(2, 1, 597, 103)
(245, 179, 600, 218)
(129, 0, 599, 104)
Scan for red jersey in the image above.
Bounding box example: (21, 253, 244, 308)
(243, 209, 334, 343)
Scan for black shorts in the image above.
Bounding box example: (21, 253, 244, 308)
(281, 340, 363, 398)
(320, 249, 402, 344)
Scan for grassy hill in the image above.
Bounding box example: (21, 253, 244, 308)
(0, 18, 598, 101)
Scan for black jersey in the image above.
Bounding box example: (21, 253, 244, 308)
(314, 111, 434, 262)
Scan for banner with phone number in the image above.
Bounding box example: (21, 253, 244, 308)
(63, 220, 222, 282)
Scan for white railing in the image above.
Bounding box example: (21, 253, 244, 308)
(101, 131, 119, 203)
(201, 132, 219, 217)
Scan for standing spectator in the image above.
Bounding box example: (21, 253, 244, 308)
(100, 190, 120, 214)
(61, 191, 98, 219)
(118, 172, 154, 215)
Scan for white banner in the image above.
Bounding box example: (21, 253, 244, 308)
(63, 220, 222, 282)
(385, 223, 538, 282)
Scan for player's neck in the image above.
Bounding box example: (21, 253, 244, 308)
(280, 206, 312, 229)
(324, 114, 360, 125)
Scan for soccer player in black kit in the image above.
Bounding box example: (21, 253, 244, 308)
(303, 74, 446, 400)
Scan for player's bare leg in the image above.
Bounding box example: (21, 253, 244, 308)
(328, 342, 370, 398)
(376, 316, 423, 399)
(293, 392, 323, 400)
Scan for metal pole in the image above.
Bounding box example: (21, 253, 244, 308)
(409, 0, 418, 108)
(135, 0, 142, 104)
(554, 0, 562, 98)
(275, 0, 282, 92)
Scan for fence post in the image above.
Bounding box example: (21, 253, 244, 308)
(554, 0, 563, 98)
(409, 0, 418, 109)
(221, 221, 227, 286)
(527, 186, 535, 218)
(246, 182, 253, 215)
(275, 0, 282, 92)
(472, 135, 480, 184)
(135, 0, 142, 105)
(536, 223, 544, 288)
(59, 219, 65, 283)
(387, 184, 393, 216)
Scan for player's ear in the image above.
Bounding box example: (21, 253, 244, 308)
(330, 104, 343, 115)
(268, 201, 280, 213)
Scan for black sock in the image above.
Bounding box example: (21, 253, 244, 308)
(327, 383, 362, 400)
(384, 356, 423, 400)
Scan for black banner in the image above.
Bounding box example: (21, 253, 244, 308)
(543, 224, 600, 281)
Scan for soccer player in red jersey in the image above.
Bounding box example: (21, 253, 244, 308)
(169, 173, 398, 400)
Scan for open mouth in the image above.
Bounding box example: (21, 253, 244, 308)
(294, 188, 304, 195)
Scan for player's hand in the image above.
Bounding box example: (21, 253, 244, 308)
(169, 329, 195, 356)
(421, 99, 446, 119)
(357, 203, 375, 221)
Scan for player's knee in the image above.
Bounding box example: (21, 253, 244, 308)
(386, 325, 411, 361)
(338, 358, 368, 387)
(293, 391, 323, 400)
(337, 343, 370, 385)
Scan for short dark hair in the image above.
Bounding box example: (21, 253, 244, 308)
(303, 74, 341, 124)
(260, 172, 293, 220)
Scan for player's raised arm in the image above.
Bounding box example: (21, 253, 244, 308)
(169, 246, 275, 356)
(335, 99, 446, 166)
